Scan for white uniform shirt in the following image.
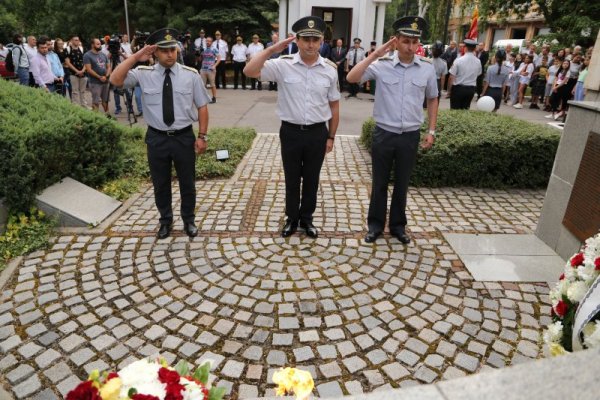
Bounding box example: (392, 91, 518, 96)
(231, 44, 248, 62)
(449, 51, 481, 86)
(122, 62, 211, 130)
(212, 39, 228, 60)
(346, 47, 366, 67)
(194, 37, 206, 51)
(246, 42, 264, 59)
(260, 53, 341, 125)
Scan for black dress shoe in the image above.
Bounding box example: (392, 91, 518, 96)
(299, 220, 318, 238)
(184, 222, 198, 237)
(281, 220, 298, 237)
(364, 231, 382, 243)
(157, 223, 172, 239)
(391, 230, 411, 244)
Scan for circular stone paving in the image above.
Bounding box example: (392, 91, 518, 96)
(0, 135, 553, 399)
(0, 234, 551, 399)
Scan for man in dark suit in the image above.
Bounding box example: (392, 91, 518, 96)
(330, 38, 347, 91)
(281, 33, 298, 55)
(476, 42, 489, 98)
(319, 39, 331, 59)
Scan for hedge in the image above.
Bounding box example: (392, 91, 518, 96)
(0, 79, 127, 211)
(360, 110, 561, 188)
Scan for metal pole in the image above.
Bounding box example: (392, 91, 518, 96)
(443, 0, 452, 45)
(124, 0, 131, 39)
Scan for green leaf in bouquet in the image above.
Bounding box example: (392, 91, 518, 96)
(208, 387, 226, 400)
(128, 388, 138, 398)
(175, 359, 190, 376)
(193, 362, 211, 385)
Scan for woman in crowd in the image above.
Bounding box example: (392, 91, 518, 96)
(482, 49, 511, 112)
(513, 54, 534, 109)
(573, 56, 590, 101)
(546, 59, 571, 120)
(508, 53, 522, 105)
(544, 58, 560, 111)
(503, 52, 515, 104)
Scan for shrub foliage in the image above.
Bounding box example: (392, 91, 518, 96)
(0, 80, 126, 211)
(360, 110, 561, 188)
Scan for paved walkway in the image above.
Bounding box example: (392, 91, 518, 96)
(0, 129, 553, 399)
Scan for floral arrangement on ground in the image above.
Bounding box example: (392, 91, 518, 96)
(65, 357, 225, 400)
(544, 232, 600, 355)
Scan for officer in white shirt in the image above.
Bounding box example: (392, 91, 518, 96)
(231, 36, 248, 89)
(212, 31, 229, 89)
(447, 38, 481, 109)
(246, 34, 264, 90)
(244, 16, 341, 239)
(194, 29, 206, 52)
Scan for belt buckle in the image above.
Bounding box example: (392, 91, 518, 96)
(166, 130, 176, 136)
(300, 124, 308, 131)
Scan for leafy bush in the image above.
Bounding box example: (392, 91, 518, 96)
(360, 110, 561, 188)
(100, 126, 256, 199)
(0, 208, 55, 271)
(0, 80, 128, 211)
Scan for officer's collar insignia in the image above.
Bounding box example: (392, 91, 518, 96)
(308, 20, 315, 28)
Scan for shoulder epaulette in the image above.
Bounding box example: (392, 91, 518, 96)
(137, 65, 154, 70)
(279, 55, 294, 59)
(378, 56, 393, 61)
(181, 65, 199, 73)
(324, 59, 337, 69)
(419, 56, 432, 63)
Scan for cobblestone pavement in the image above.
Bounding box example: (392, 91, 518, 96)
(0, 134, 552, 399)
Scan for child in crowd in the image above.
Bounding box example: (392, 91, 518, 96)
(529, 56, 548, 109)
(544, 58, 560, 111)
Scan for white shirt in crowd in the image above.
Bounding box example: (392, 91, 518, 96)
(246, 42, 264, 59)
(212, 39, 229, 60)
(231, 43, 248, 62)
(24, 44, 37, 58)
(0, 47, 8, 58)
(194, 37, 206, 51)
(120, 42, 132, 62)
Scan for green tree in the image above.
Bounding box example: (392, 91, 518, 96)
(478, 0, 600, 47)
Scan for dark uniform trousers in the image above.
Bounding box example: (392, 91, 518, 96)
(233, 61, 246, 89)
(215, 62, 227, 88)
(145, 126, 197, 225)
(348, 65, 359, 96)
(368, 126, 420, 234)
(279, 121, 328, 223)
(450, 84, 476, 109)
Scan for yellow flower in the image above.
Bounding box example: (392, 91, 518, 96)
(99, 377, 122, 400)
(549, 343, 567, 357)
(273, 368, 314, 400)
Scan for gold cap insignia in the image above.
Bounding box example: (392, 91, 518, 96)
(308, 20, 315, 28)
(165, 34, 172, 41)
(411, 22, 418, 30)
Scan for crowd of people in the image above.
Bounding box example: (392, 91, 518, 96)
(436, 38, 593, 120)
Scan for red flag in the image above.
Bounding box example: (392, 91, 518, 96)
(466, 6, 479, 40)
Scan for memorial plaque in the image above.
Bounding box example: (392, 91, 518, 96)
(562, 131, 600, 241)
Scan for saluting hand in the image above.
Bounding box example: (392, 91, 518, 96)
(135, 44, 157, 63)
(268, 36, 296, 55)
(370, 37, 397, 58)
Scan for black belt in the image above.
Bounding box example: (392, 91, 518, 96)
(282, 121, 326, 131)
(149, 125, 193, 136)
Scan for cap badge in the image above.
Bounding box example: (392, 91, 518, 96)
(411, 22, 418, 30)
(308, 20, 315, 28)
(165, 34, 172, 41)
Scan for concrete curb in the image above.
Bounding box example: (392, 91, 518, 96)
(0, 256, 22, 291)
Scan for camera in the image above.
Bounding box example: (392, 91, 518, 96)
(108, 35, 121, 56)
(135, 31, 150, 48)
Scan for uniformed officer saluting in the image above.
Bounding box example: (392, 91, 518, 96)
(111, 28, 212, 239)
(347, 16, 438, 244)
(244, 16, 341, 239)
(447, 38, 481, 109)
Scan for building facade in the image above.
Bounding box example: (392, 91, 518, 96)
(278, 0, 391, 48)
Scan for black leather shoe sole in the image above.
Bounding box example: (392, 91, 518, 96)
(391, 231, 411, 244)
(281, 221, 298, 237)
(157, 224, 172, 239)
(184, 223, 198, 237)
(364, 232, 382, 243)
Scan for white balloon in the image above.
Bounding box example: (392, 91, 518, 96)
(477, 96, 496, 112)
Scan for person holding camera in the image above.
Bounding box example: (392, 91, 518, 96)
(110, 28, 212, 239)
(84, 38, 112, 116)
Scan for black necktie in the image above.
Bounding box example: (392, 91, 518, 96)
(217, 40, 219, 50)
(353, 49, 357, 66)
(163, 68, 174, 126)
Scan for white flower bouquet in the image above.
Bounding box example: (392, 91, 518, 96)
(544, 232, 600, 355)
